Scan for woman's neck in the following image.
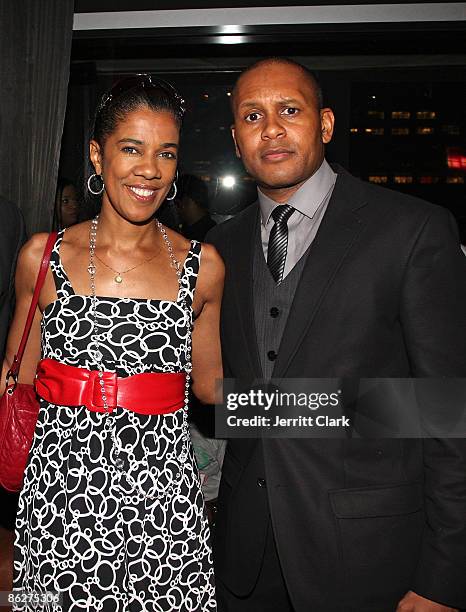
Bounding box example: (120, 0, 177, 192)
(94, 207, 160, 253)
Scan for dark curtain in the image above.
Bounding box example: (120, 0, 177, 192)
(0, 0, 74, 235)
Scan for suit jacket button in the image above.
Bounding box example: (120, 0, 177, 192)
(270, 307, 280, 318)
(257, 478, 266, 488)
(267, 350, 277, 361)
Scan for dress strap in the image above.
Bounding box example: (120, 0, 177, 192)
(177, 241, 202, 309)
(49, 229, 75, 299)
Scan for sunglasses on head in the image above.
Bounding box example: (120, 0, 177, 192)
(98, 74, 185, 117)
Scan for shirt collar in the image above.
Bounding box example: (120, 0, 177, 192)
(258, 158, 336, 227)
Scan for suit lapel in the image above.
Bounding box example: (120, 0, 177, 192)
(231, 204, 264, 379)
(272, 171, 368, 378)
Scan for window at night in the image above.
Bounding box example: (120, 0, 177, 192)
(350, 78, 465, 218)
(419, 176, 439, 185)
(392, 111, 411, 120)
(368, 110, 385, 119)
(417, 111, 436, 120)
(63, 5, 466, 224)
(368, 176, 388, 184)
(417, 127, 435, 135)
(394, 176, 414, 184)
(392, 128, 410, 136)
(442, 125, 460, 135)
(364, 128, 384, 136)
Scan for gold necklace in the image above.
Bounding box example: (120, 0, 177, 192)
(94, 249, 160, 284)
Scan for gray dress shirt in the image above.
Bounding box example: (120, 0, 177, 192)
(258, 158, 337, 279)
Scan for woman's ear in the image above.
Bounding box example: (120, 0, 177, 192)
(89, 140, 103, 175)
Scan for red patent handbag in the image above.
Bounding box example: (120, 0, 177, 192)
(0, 232, 57, 492)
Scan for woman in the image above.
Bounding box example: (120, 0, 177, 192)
(52, 178, 80, 230)
(2, 75, 224, 611)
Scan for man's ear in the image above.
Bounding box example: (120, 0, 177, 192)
(320, 108, 335, 144)
(89, 140, 103, 175)
(231, 126, 241, 159)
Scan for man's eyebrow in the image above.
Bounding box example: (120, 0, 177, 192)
(238, 100, 260, 109)
(238, 97, 302, 109)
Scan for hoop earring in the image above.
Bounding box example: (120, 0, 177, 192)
(166, 182, 177, 201)
(87, 173, 104, 196)
(166, 173, 178, 201)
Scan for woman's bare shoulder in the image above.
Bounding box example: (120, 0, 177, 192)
(199, 241, 224, 267)
(162, 225, 192, 257)
(18, 232, 50, 268)
(60, 220, 90, 249)
(16, 233, 51, 291)
(196, 242, 225, 299)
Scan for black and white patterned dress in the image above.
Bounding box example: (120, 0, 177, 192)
(13, 229, 216, 611)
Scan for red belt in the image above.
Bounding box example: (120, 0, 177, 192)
(35, 358, 186, 415)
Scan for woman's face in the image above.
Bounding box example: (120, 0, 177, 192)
(90, 107, 179, 224)
(59, 184, 79, 227)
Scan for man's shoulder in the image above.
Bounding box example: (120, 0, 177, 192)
(335, 166, 447, 223)
(205, 203, 258, 251)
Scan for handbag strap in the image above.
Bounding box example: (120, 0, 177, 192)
(7, 231, 58, 382)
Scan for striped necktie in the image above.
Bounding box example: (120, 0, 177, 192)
(267, 204, 295, 284)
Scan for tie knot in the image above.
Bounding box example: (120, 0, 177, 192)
(271, 204, 294, 225)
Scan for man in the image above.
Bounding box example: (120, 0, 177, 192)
(206, 58, 466, 612)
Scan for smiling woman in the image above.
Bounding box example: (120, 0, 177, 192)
(1, 75, 223, 611)
(90, 107, 179, 224)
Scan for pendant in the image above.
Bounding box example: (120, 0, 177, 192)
(114, 274, 123, 284)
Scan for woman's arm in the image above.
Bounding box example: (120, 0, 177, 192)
(0, 234, 49, 395)
(190, 243, 225, 405)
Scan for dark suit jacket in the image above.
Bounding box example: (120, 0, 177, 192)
(0, 197, 26, 365)
(206, 168, 466, 612)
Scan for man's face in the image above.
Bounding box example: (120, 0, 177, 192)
(232, 63, 334, 202)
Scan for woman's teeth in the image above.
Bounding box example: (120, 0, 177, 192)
(129, 186, 155, 197)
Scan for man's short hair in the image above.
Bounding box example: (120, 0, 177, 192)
(231, 57, 324, 110)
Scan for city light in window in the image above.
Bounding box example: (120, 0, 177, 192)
(364, 128, 384, 135)
(368, 111, 385, 119)
(417, 127, 434, 135)
(447, 149, 466, 169)
(416, 111, 436, 120)
(442, 125, 460, 135)
(419, 176, 439, 184)
(392, 111, 411, 120)
(392, 128, 410, 136)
